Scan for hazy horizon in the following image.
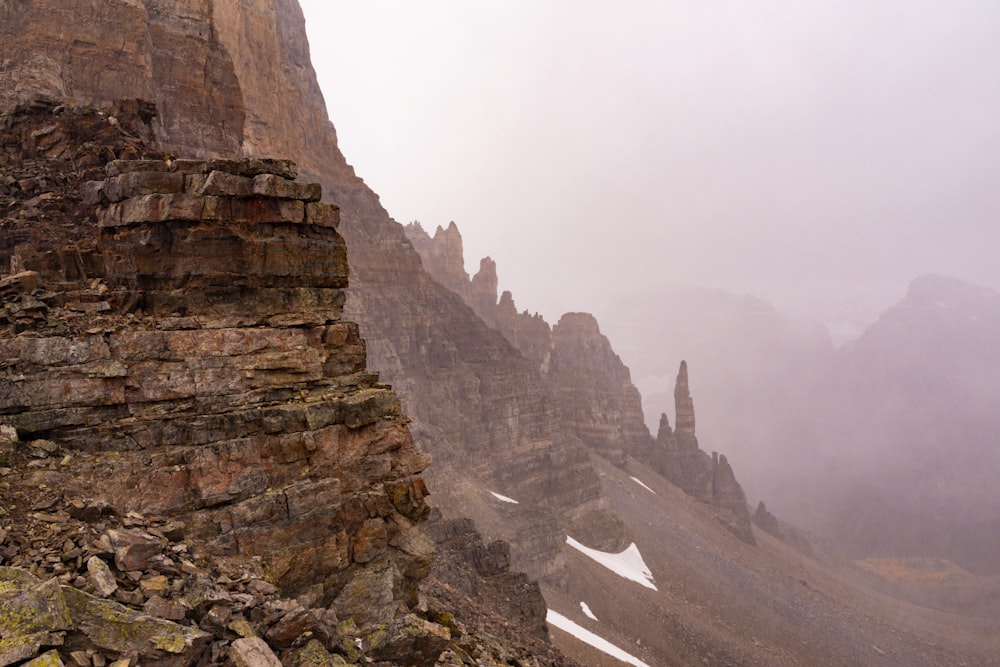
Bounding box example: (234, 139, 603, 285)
(299, 1, 1000, 335)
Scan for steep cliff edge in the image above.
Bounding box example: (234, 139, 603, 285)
(0, 101, 467, 665)
(404, 220, 755, 543)
(0, 0, 630, 586)
(8, 5, 1000, 667)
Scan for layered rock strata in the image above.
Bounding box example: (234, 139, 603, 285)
(1, 2, 631, 587)
(1, 126, 434, 638)
(0, 101, 582, 665)
(405, 221, 757, 544)
(547, 312, 658, 465)
(0, 468, 455, 667)
(655, 362, 754, 543)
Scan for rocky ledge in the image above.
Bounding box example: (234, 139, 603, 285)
(0, 101, 574, 667)
(0, 145, 447, 664)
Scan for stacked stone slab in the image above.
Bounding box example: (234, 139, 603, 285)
(0, 157, 436, 630)
(86, 157, 344, 323)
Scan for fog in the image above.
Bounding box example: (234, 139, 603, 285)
(299, 0, 1000, 335)
(297, 2, 1000, 573)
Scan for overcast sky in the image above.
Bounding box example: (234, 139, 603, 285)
(298, 1, 1000, 331)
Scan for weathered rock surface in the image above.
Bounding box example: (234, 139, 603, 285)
(0, 102, 467, 665)
(405, 220, 756, 544)
(547, 312, 654, 466)
(2, 3, 742, 661)
(654, 363, 755, 543)
(4, 5, 1000, 667)
(2, 146, 429, 604)
(421, 515, 579, 666)
(0, 99, 584, 667)
(0, 97, 159, 272)
(0, 0, 626, 590)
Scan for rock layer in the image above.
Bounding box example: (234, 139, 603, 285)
(0, 101, 582, 666)
(654, 364, 755, 543)
(0, 105, 432, 621)
(405, 220, 756, 544)
(1, 0, 628, 580)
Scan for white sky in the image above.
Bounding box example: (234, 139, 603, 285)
(299, 1, 1000, 326)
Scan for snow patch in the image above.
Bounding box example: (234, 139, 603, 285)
(566, 536, 657, 590)
(490, 491, 519, 504)
(547, 609, 650, 667)
(630, 476, 656, 494)
(580, 601, 598, 621)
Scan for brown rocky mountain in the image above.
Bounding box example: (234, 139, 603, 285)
(404, 221, 755, 544)
(0, 101, 450, 665)
(1, 0, 625, 578)
(2, 2, 1000, 665)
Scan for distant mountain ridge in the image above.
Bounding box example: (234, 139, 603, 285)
(2, 1, 999, 664)
(597, 272, 1000, 575)
(404, 220, 756, 544)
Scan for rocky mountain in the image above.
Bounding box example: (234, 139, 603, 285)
(0, 101, 456, 665)
(1, 2, 999, 665)
(595, 272, 1000, 577)
(404, 221, 755, 544)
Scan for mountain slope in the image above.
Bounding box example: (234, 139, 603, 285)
(3, 2, 1000, 665)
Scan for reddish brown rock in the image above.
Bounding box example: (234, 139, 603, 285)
(0, 136, 434, 623)
(403, 220, 755, 545)
(3, 0, 617, 588)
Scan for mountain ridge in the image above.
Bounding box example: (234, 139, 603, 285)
(1, 2, 999, 665)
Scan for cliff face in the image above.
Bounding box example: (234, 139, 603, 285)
(0, 0, 353, 183)
(0, 0, 626, 589)
(547, 313, 655, 465)
(404, 220, 756, 544)
(0, 102, 452, 665)
(7, 7, 1000, 667)
(0, 0, 244, 158)
(1, 102, 431, 604)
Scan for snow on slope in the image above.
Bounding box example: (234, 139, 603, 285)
(490, 491, 519, 504)
(580, 601, 598, 620)
(630, 476, 656, 494)
(547, 609, 651, 667)
(566, 535, 657, 590)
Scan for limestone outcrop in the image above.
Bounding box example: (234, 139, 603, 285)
(0, 102, 453, 664)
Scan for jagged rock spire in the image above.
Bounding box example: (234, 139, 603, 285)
(656, 412, 676, 447)
(674, 360, 697, 447)
(470, 256, 499, 313)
